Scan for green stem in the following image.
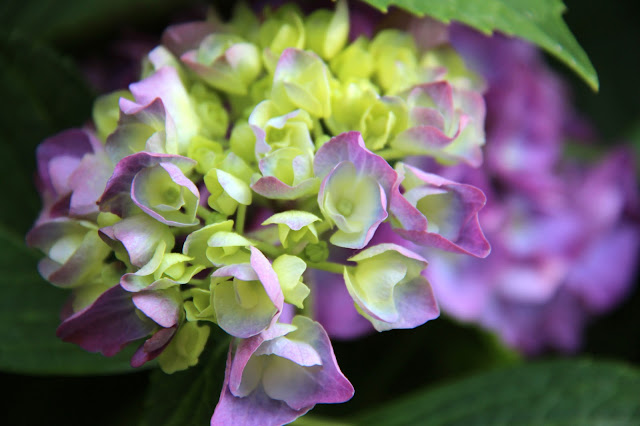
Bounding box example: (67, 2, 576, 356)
(235, 204, 247, 234)
(306, 261, 346, 275)
(189, 278, 210, 287)
(197, 205, 212, 220)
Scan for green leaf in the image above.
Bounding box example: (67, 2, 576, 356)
(0, 225, 141, 375)
(353, 359, 640, 425)
(360, 0, 599, 91)
(0, 34, 139, 375)
(140, 328, 230, 426)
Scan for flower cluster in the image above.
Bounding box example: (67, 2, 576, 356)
(419, 27, 640, 354)
(26, 2, 491, 424)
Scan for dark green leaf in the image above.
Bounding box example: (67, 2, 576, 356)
(0, 225, 141, 374)
(311, 316, 519, 418)
(0, 34, 139, 375)
(354, 359, 640, 425)
(140, 328, 230, 426)
(360, 0, 598, 91)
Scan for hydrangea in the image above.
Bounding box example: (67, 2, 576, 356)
(26, 2, 492, 424)
(418, 27, 640, 354)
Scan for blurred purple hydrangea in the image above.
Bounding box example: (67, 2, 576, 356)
(418, 27, 640, 354)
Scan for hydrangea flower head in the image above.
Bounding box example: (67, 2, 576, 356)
(26, 2, 495, 424)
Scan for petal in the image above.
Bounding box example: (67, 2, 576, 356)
(56, 285, 155, 356)
(128, 66, 200, 153)
(132, 289, 181, 328)
(98, 152, 196, 218)
(392, 163, 491, 258)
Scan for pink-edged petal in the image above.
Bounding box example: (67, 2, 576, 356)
(128, 66, 199, 153)
(392, 163, 490, 258)
(249, 247, 285, 312)
(99, 214, 174, 268)
(106, 97, 178, 164)
(269, 316, 354, 408)
(98, 151, 195, 217)
(251, 176, 319, 200)
(130, 161, 200, 227)
(406, 82, 454, 126)
(314, 132, 398, 249)
(212, 344, 310, 426)
(213, 317, 353, 425)
(211, 248, 284, 338)
(344, 243, 438, 330)
(370, 275, 439, 331)
(314, 131, 396, 192)
(392, 82, 486, 166)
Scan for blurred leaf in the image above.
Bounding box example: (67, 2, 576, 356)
(0, 226, 141, 374)
(0, 0, 193, 45)
(353, 359, 640, 425)
(0, 34, 93, 234)
(0, 34, 139, 375)
(312, 316, 519, 418)
(360, 0, 598, 90)
(140, 328, 230, 426)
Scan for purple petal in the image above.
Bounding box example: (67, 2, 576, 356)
(67, 153, 113, 217)
(212, 317, 353, 425)
(566, 223, 640, 312)
(130, 326, 177, 368)
(56, 285, 155, 356)
(311, 269, 375, 339)
(36, 129, 99, 197)
(212, 346, 310, 426)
